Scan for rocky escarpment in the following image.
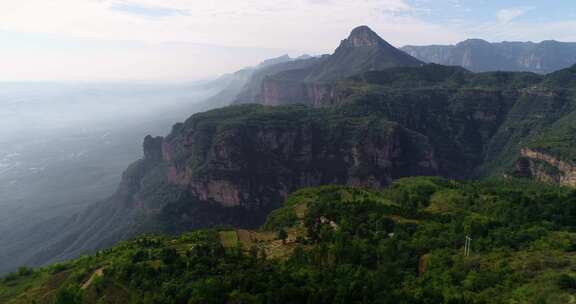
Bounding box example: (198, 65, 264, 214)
(254, 63, 576, 184)
(514, 148, 576, 187)
(402, 39, 576, 74)
(259, 80, 342, 106)
(133, 64, 576, 235)
(124, 63, 563, 229)
(204, 54, 312, 107)
(234, 56, 323, 104)
(121, 105, 439, 231)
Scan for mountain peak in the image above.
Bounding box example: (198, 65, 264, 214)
(458, 38, 491, 47)
(302, 25, 422, 82)
(257, 54, 292, 68)
(341, 25, 387, 48)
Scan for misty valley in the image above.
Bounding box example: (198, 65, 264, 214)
(0, 82, 218, 273)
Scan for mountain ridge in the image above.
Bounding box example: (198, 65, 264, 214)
(244, 26, 423, 106)
(402, 39, 576, 74)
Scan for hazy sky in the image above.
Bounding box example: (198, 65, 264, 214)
(1, 0, 575, 81)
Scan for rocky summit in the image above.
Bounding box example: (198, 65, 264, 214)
(339, 25, 385, 48)
(303, 26, 423, 82)
(231, 26, 422, 106)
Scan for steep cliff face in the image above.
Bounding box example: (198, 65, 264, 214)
(256, 63, 576, 185)
(402, 39, 576, 74)
(122, 64, 568, 229)
(259, 79, 342, 106)
(123, 105, 439, 227)
(203, 54, 305, 108)
(514, 148, 576, 187)
(234, 57, 323, 104)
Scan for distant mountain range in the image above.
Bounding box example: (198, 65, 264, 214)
(5, 26, 576, 276)
(402, 39, 576, 74)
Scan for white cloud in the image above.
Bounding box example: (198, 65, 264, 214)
(0, 0, 465, 81)
(0, 0, 460, 49)
(496, 7, 530, 24)
(0, 42, 291, 82)
(1, 0, 574, 82)
(467, 19, 576, 43)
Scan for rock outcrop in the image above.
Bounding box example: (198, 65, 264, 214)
(514, 148, 576, 187)
(259, 80, 340, 106)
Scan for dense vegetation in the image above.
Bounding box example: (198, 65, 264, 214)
(3, 177, 575, 303)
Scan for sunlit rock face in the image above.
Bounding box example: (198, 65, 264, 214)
(402, 39, 576, 74)
(514, 148, 576, 187)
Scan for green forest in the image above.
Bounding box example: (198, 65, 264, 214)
(2, 177, 575, 303)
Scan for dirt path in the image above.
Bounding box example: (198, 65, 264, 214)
(81, 268, 104, 290)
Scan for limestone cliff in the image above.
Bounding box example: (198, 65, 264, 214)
(514, 148, 576, 187)
(259, 80, 341, 106)
(402, 39, 576, 74)
(119, 105, 439, 231)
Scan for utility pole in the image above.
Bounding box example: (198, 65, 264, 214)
(464, 235, 472, 257)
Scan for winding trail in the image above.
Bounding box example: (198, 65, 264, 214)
(81, 268, 104, 290)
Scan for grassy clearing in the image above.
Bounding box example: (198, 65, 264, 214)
(219, 230, 239, 248)
(234, 229, 302, 259)
(0, 271, 49, 304)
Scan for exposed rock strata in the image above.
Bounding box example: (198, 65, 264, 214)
(514, 148, 576, 187)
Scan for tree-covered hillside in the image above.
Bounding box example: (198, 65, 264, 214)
(3, 177, 575, 303)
